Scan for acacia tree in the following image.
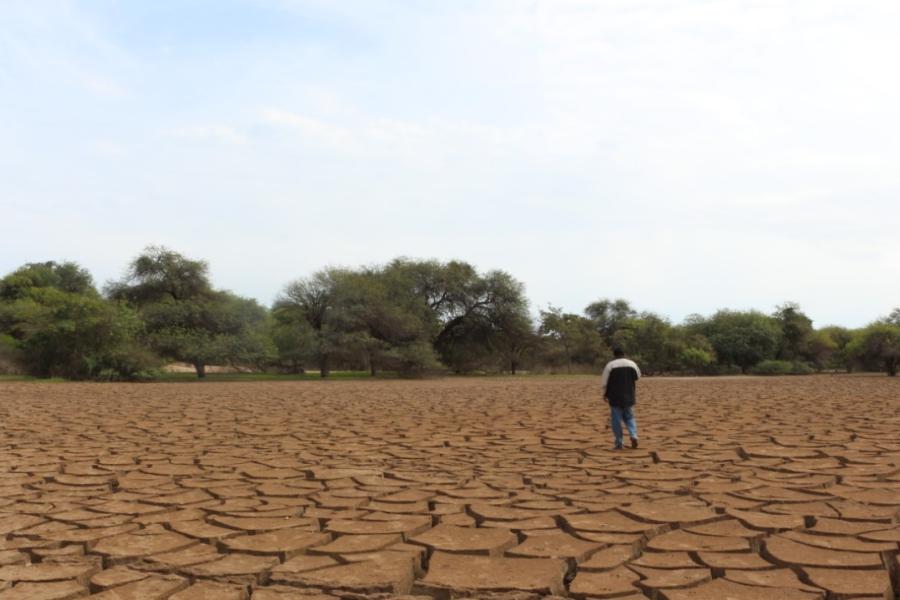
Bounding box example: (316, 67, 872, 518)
(337, 268, 439, 375)
(816, 326, 854, 372)
(139, 292, 272, 377)
(849, 322, 900, 376)
(107, 247, 211, 304)
(687, 310, 782, 373)
(585, 298, 636, 345)
(612, 312, 679, 374)
(270, 259, 532, 375)
(0, 261, 95, 297)
(887, 308, 900, 327)
(491, 308, 537, 375)
(108, 247, 272, 377)
(773, 302, 814, 362)
(279, 262, 472, 377)
(668, 322, 717, 374)
(805, 329, 838, 372)
(539, 306, 606, 373)
(430, 268, 532, 373)
(273, 269, 348, 378)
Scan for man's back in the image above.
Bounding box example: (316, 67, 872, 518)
(602, 357, 641, 407)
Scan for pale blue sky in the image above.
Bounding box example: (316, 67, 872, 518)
(2, 0, 899, 327)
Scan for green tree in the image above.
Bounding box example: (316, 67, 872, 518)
(773, 302, 814, 362)
(818, 325, 855, 372)
(382, 259, 476, 339)
(612, 313, 679, 374)
(539, 306, 606, 373)
(106, 246, 211, 303)
(274, 268, 348, 377)
(886, 308, 900, 327)
(337, 268, 438, 376)
(848, 323, 900, 376)
(678, 346, 715, 373)
(0, 333, 21, 375)
(805, 329, 838, 372)
(667, 325, 717, 374)
(0, 261, 95, 298)
(109, 247, 272, 377)
(368, 261, 530, 374)
(585, 298, 636, 344)
(490, 308, 537, 375)
(0, 262, 156, 379)
(275, 264, 444, 377)
(471, 271, 533, 374)
(688, 310, 782, 373)
(270, 313, 316, 373)
(423, 267, 529, 373)
(377, 259, 471, 372)
(378, 260, 536, 374)
(132, 291, 273, 378)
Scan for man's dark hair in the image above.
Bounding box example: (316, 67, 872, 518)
(613, 347, 625, 358)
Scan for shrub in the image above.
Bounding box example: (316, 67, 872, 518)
(792, 361, 815, 374)
(847, 323, 900, 376)
(386, 340, 441, 377)
(750, 360, 814, 375)
(0, 261, 161, 380)
(678, 347, 715, 374)
(0, 334, 22, 375)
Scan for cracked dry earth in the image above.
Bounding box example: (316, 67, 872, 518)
(0, 377, 898, 600)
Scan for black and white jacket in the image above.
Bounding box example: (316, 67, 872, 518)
(601, 358, 641, 407)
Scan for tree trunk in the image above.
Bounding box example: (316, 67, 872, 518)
(319, 354, 330, 378)
(289, 361, 305, 374)
(887, 358, 897, 377)
(370, 362, 376, 376)
(510, 359, 517, 375)
(195, 362, 206, 378)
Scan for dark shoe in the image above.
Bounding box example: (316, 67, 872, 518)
(612, 445, 623, 451)
(630, 437, 639, 449)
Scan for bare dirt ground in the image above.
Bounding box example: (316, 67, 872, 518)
(0, 375, 898, 600)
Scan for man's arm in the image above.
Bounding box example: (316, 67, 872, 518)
(601, 363, 611, 398)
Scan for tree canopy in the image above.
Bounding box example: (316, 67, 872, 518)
(849, 322, 900, 376)
(0, 262, 155, 379)
(687, 310, 783, 373)
(1, 251, 897, 379)
(108, 247, 273, 377)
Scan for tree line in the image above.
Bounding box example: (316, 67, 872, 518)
(1, 246, 898, 380)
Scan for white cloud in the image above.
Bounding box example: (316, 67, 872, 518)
(82, 75, 128, 98)
(2, 0, 900, 326)
(258, 107, 524, 165)
(260, 108, 359, 151)
(166, 126, 247, 145)
(87, 140, 126, 158)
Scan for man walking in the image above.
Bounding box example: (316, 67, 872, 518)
(601, 348, 641, 449)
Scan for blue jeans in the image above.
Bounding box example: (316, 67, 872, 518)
(610, 405, 638, 448)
